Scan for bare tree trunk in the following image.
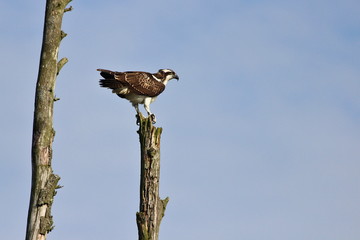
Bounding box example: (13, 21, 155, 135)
(26, 1, 72, 240)
(136, 114, 169, 240)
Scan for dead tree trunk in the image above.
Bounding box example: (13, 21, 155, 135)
(26, 1, 72, 240)
(136, 114, 169, 240)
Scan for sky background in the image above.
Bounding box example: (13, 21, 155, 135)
(1, 0, 360, 239)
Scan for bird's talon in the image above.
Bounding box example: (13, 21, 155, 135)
(136, 114, 140, 125)
(150, 114, 156, 124)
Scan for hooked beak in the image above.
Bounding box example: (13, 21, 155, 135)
(174, 74, 179, 81)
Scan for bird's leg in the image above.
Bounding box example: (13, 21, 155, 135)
(133, 103, 141, 125)
(144, 98, 156, 124)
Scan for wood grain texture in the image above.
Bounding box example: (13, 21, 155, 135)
(26, 1, 71, 239)
(136, 113, 169, 240)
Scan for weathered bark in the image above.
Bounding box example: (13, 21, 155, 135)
(136, 114, 169, 240)
(26, 1, 71, 240)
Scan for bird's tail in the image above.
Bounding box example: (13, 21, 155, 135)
(97, 69, 117, 89)
(98, 69, 128, 95)
(99, 79, 117, 89)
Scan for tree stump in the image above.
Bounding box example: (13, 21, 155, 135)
(136, 113, 169, 240)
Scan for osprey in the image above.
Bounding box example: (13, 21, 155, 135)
(97, 68, 179, 124)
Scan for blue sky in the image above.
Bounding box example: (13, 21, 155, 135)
(1, 0, 360, 239)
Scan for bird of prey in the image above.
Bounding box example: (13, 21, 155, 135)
(97, 68, 179, 124)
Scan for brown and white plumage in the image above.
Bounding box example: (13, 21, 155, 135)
(97, 68, 179, 124)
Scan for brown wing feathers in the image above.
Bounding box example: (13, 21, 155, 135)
(122, 72, 165, 97)
(97, 69, 116, 79)
(97, 69, 165, 97)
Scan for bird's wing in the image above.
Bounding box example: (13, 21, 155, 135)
(115, 72, 165, 97)
(98, 69, 116, 79)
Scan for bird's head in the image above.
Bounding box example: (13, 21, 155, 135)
(159, 69, 179, 82)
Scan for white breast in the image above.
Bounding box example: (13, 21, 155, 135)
(126, 94, 147, 104)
